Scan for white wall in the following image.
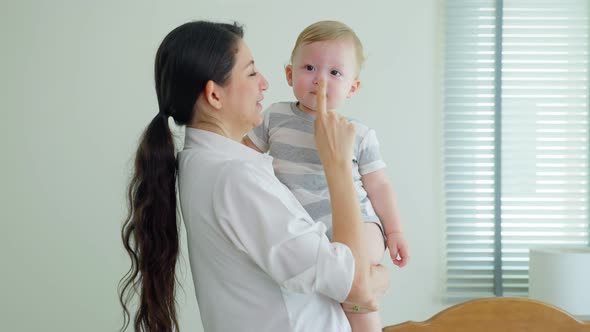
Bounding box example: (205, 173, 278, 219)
(1, 0, 446, 331)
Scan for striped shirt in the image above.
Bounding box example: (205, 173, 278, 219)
(247, 102, 386, 238)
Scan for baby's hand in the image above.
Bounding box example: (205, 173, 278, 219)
(386, 232, 409, 267)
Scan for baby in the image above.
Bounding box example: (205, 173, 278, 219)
(244, 20, 409, 332)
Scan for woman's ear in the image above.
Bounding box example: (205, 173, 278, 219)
(204, 80, 223, 110)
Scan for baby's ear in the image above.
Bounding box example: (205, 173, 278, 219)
(347, 79, 361, 98)
(285, 65, 294, 87)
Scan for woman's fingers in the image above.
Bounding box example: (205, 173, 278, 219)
(313, 79, 356, 167)
(316, 80, 327, 115)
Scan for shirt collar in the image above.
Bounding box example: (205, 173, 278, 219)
(183, 127, 272, 163)
(290, 101, 316, 121)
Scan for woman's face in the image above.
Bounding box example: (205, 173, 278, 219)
(220, 39, 269, 135)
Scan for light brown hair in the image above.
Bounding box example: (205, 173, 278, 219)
(290, 20, 365, 72)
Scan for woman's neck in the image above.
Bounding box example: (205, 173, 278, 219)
(190, 122, 243, 142)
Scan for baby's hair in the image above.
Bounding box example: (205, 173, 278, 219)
(290, 20, 365, 72)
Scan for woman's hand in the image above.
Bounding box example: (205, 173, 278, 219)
(314, 80, 356, 169)
(341, 264, 389, 313)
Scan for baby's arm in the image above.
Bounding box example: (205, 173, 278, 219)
(361, 169, 409, 267)
(242, 135, 264, 153)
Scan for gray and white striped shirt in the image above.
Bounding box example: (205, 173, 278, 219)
(247, 102, 386, 238)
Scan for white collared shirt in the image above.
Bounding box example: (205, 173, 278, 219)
(178, 128, 354, 332)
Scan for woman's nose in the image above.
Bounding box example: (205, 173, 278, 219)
(260, 73, 269, 91)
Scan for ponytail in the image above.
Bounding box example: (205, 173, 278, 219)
(118, 20, 245, 332)
(119, 112, 179, 332)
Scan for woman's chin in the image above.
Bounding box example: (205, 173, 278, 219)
(253, 116, 263, 128)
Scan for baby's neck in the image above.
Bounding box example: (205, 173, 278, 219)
(296, 102, 317, 115)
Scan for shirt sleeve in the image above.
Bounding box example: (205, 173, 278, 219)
(246, 108, 271, 152)
(213, 161, 354, 303)
(357, 128, 387, 176)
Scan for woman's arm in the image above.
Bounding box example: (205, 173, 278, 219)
(325, 162, 371, 304)
(314, 80, 379, 306)
(342, 264, 389, 312)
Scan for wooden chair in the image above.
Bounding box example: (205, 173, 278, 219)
(382, 297, 590, 332)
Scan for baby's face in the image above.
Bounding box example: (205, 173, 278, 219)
(287, 39, 360, 113)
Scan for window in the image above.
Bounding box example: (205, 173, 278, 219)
(443, 0, 590, 301)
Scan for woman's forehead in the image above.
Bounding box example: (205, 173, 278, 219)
(234, 39, 254, 67)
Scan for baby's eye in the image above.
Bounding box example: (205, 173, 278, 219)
(330, 70, 342, 77)
(249, 71, 258, 77)
(305, 65, 315, 71)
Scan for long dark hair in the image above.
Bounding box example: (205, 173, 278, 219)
(119, 21, 243, 332)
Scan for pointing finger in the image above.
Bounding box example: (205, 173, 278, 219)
(316, 80, 327, 115)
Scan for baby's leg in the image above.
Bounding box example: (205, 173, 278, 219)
(345, 222, 385, 332)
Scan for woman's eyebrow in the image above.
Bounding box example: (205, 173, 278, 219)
(243, 59, 255, 70)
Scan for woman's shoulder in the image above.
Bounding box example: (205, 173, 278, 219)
(217, 159, 274, 187)
(213, 159, 287, 207)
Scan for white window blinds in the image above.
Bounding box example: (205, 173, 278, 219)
(444, 0, 590, 301)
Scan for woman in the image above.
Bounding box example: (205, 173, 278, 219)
(119, 21, 389, 332)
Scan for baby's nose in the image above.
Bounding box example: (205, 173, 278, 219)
(313, 72, 327, 84)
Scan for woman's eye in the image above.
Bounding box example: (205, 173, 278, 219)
(331, 70, 342, 77)
(305, 65, 314, 71)
(249, 71, 258, 77)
